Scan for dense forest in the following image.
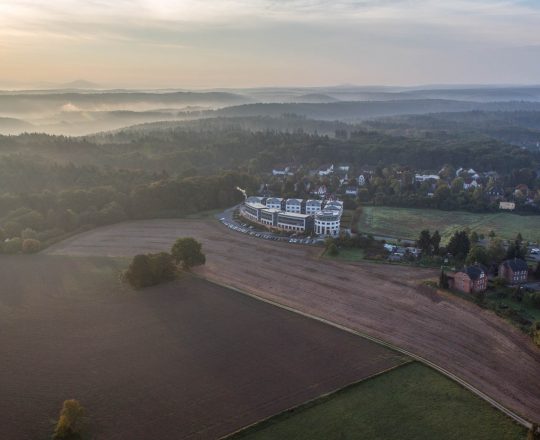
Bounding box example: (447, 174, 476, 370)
(1, 114, 539, 251)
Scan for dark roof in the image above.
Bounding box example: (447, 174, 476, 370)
(458, 265, 487, 281)
(501, 259, 528, 272)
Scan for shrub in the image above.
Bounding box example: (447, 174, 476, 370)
(524, 292, 540, 309)
(22, 238, 41, 254)
(327, 243, 339, 256)
(53, 399, 84, 440)
(493, 277, 508, 289)
(3, 237, 22, 254)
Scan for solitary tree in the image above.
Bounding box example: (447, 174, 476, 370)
(171, 237, 206, 269)
(53, 399, 84, 440)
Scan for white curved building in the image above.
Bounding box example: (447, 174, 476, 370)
(314, 210, 341, 237)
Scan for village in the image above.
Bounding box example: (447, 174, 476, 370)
(266, 162, 540, 212)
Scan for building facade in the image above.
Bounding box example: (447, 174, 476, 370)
(450, 265, 488, 293)
(499, 259, 528, 284)
(314, 211, 341, 237)
(240, 196, 342, 236)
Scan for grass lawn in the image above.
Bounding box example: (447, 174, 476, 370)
(358, 206, 540, 243)
(486, 293, 540, 322)
(229, 362, 526, 440)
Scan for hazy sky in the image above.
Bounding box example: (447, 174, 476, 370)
(1, 0, 539, 88)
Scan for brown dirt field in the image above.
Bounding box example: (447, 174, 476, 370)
(46, 219, 540, 423)
(0, 255, 406, 440)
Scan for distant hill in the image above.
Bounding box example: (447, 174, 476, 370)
(212, 99, 540, 121)
(294, 93, 340, 103)
(0, 117, 33, 134)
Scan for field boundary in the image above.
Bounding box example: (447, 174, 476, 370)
(221, 361, 413, 439)
(198, 274, 534, 431)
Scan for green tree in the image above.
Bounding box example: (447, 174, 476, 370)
(53, 399, 84, 440)
(125, 254, 154, 288)
(149, 252, 176, 283)
(447, 230, 470, 261)
(466, 245, 489, 266)
(431, 230, 441, 255)
(124, 253, 177, 288)
(171, 237, 206, 269)
(470, 231, 479, 243)
(417, 229, 432, 255)
(439, 270, 449, 288)
(488, 239, 506, 264)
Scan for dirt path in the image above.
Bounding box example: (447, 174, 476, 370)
(46, 218, 540, 422)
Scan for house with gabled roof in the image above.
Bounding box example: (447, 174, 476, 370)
(499, 259, 529, 284)
(450, 265, 488, 293)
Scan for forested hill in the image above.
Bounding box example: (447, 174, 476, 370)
(210, 100, 540, 121)
(0, 128, 537, 190)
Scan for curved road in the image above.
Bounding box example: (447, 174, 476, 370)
(46, 217, 540, 424)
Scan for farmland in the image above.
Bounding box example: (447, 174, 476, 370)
(46, 218, 540, 423)
(357, 206, 540, 242)
(229, 362, 526, 440)
(0, 255, 407, 440)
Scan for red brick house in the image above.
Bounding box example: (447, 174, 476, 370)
(499, 259, 528, 284)
(450, 265, 488, 293)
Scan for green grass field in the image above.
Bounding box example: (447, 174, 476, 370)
(358, 206, 540, 243)
(229, 362, 526, 440)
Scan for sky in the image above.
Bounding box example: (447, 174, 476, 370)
(0, 0, 540, 89)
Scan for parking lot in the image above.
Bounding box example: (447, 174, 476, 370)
(217, 207, 324, 246)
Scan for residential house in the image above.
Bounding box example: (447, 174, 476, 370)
(313, 185, 328, 196)
(415, 174, 440, 183)
(499, 259, 529, 284)
(487, 186, 504, 200)
(463, 178, 481, 190)
(345, 186, 358, 196)
(272, 165, 295, 176)
(450, 265, 488, 293)
(317, 164, 334, 176)
(357, 174, 367, 186)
